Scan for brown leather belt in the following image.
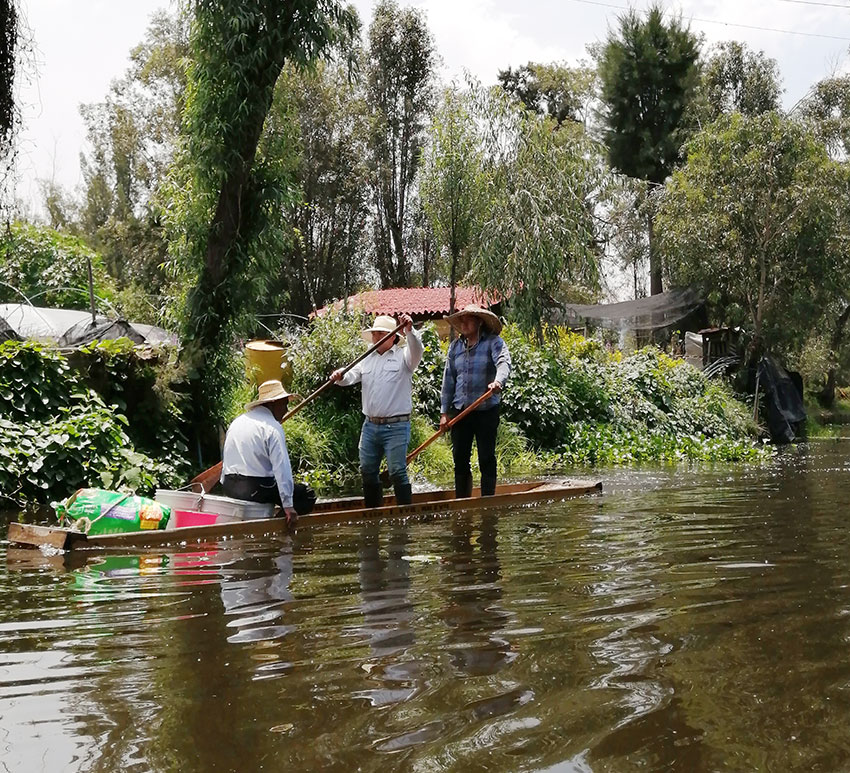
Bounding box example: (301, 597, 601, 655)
(367, 414, 410, 425)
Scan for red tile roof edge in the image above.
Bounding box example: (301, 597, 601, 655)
(314, 287, 499, 317)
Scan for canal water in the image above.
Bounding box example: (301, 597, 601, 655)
(3, 440, 850, 772)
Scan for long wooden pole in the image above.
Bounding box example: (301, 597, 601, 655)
(379, 387, 496, 486)
(407, 387, 496, 463)
(189, 321, 406, 492)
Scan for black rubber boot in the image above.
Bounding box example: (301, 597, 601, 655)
(454, 471, 473, 499)
(362, 480, 384, 509)
(480, 475, 496, 497)
(393, 482, 413, 506)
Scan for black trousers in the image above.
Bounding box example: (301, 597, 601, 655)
(450, 405, 500, 497)
(222, 475, 316, 515)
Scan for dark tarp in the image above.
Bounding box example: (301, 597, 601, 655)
(757, 355, 806, 444)
(552, 287, 708, 335)
(58, 318, 146, 347)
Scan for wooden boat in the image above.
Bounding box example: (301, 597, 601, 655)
(6, 478, 601, 551)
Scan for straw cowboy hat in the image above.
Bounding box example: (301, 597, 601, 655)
(445, 304, 502, 335)
(245, 379, 296, 411)
(361, 314, 405, 344)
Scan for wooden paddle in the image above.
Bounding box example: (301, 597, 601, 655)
(190, 320, 407, 494)
(379, 386, 497, 486)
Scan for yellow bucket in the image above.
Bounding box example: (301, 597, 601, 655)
(245, 340, 293, 388)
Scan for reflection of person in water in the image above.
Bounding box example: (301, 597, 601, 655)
(440, 513, 514, 676)
(357, 523, 416, 658)
(219, 549, 296, 646)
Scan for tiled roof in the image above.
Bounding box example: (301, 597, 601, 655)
(315, 287, 496, 316)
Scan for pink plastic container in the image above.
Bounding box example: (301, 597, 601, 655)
(173, 509, 240, 528)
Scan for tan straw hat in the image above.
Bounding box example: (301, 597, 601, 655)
(245, 379, 296, 411)
(445, 304, 502, 335)
(361, 314, 404, 344)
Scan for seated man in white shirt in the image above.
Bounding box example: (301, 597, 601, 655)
(330, 313, 422, 508)
(220, 379, 307, 526)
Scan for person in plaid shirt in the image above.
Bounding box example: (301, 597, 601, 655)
(440, 305, 511, 498)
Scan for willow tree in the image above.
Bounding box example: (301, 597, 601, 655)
(471, 86, 607, 338)
(420, 87, 487, 318)
(167, 0, 357, 447)
(597, 5, 701, 295)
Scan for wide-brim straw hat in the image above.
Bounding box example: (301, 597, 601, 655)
(245, 379, 296, 411)
(361, 314, 405, 344)
(445, 304, 502, 335)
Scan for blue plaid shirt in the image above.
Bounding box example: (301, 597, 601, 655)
(441, 331, 511, 413)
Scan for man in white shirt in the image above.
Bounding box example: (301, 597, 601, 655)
(221, 379, 299, 525)
(331, 313, 422, 507)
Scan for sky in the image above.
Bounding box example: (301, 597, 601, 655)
(14, 0, 850, 214)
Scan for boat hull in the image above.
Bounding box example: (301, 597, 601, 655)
(7, 479, 601, 551)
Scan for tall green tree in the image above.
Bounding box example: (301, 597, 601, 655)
(498, 61, 596, 128)
(364, 0, 436, 287)
(693, 41, 781, 126)
(42, 10, 190, 294)
(797, 76, 850, 403)
(0, 0, 18, 200)
(597, 5, 701, 295)
(165, 0, 357, 447)
(657, 112, 846, 364)
(472, 85, 607, 337)
(420, 87, 487, 318)
(799, 75, 850, 159)
(272, 60, 369, 317)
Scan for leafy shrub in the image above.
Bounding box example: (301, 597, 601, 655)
(0, 222, 115, 309)
(71, 339, 191, 483)
(0, 340, 187, 505)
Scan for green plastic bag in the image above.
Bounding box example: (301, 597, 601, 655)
(56, 488, 171, 535)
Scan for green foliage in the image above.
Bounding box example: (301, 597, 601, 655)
(72, 339, 191, 483)
(249, 313, 768, 495)
(421, 86, 487, 299)
(798, 74, 850, 160)
(597, 4, 701, 185)
(0, 222, 115, 309)
(0, 340, 181, 504)
(498, 61, 597, 127)
(693, 41, 781, 125)
(470, 83, 608, 335)
(164, 0, 357, 439)
(273, 60, 369, 317)
(658, 111, 848, 360)
(365, 0, 436, 287)
(42, 10, 190, 294)
(411, 323, 445, 424)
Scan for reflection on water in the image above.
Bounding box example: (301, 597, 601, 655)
(5, 441, 850, 770)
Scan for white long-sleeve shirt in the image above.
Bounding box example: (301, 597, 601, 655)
(337, 326, 424, 418)
(220, 406, 294, 508)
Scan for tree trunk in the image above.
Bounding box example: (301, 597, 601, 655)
(449, 245, 459, 341)
(648, 211, 663, 296)
(818, 303, 850, 407)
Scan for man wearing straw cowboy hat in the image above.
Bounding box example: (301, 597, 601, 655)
(441, 305, 511, 498)
(220, 379, 313, 525)
(331, 312, 422, 507)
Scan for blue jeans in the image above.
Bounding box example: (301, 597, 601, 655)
(359, 420, 411, 486)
